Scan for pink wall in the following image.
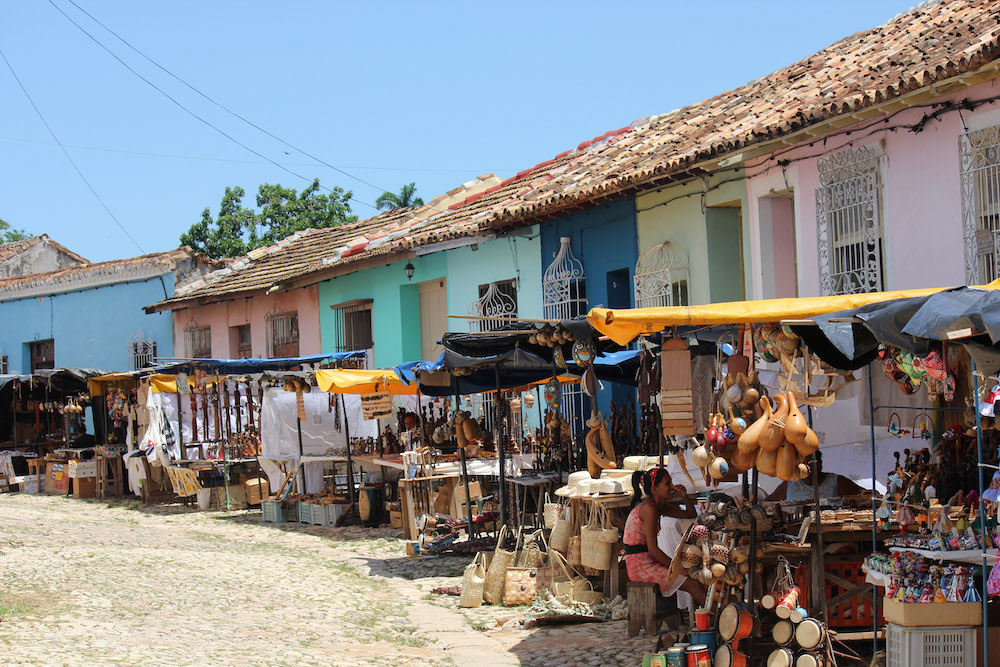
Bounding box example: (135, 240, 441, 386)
(746, 78, 1000, 298)
(171, 285, 321, 358)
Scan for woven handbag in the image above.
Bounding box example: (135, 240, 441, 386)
(543, 492, 561, 529)
(503, 566, 539, 606)
(550, 505, 572, 553)
(580, 505, 617, 570)
(458, 553, 486, 608)
(567, 535, 583, 567)
(483, 525, 518, 604)
(549, 550, 598, 604)
(517, 529, 547, 568)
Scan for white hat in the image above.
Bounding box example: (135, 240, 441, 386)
(591, 479, 625, 495)
(554, 471, 594, 498)
(624, 455, 663, 472)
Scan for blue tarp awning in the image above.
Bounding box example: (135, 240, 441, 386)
(154, 350, 366, 375)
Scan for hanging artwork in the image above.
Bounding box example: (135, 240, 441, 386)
(544, 378, 561, 409)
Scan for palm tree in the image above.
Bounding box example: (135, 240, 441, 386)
(375, 183, 424, 210)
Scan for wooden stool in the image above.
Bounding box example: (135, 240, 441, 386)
(628, 582, 662, 636)
(96, 455, 124, 500)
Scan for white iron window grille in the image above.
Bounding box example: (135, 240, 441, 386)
(542, 236, 588, 431)
(129, 331, 157, 370)
(470, 280, 518, 332)
(960, 125, 1000, 284)
(634, 242, 690, 308)
(184, 318, 211, 358)
(816, 144, 885, 296)
(0, 355, 7, 374)
(265, 306, 299, 358)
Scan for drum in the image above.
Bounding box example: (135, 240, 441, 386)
(715, 644, 748, 667)
(686, 644, 712, 667)
(795, 653, 827, 667)
(795, 618, 827, 650)
(789, 606, 808, 624)
(771, 619, 794, 646)
(688, 631, 718, 656)
(761, 593, 777, 610)
(719, 603, 758, 642)
(766, 647, 795, 667)
(665, 647, 686, 667)
(775, 588, 800, 620)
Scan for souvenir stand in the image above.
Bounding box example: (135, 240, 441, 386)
(585, 283, 1000, 667)
(1, 368, 104, 496)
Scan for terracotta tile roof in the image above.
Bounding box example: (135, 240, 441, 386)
(0, 235, 89, 265)
(153, 0, 1000, 292)
(147, 175, 503, 311)
(0, 247, 212, 298)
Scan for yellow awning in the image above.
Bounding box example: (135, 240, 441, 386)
(148, 374, 228, 393)
(88, 373, 137, 396)
(314, 368, 418, 395)
(589, 281, 1000, 346)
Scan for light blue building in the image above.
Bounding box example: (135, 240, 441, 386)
(0, 248, 217, 374)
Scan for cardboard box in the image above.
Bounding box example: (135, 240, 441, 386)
(244, 478, 269, 506)
(0, 475, 9, 492)
(882, 596, 982, 627)
(20, 476, 39, 494)
(72, 476, 97, 499)
(44, 462, 69, 495)
(389, 510, 402, 529)
(68, 460, 97, 479)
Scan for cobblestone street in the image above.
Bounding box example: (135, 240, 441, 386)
(0, 495, 657, 666)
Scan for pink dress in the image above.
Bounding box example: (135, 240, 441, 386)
(624, 502, 685, 595)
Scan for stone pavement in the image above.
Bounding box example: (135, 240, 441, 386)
(0, 494, 659, 666)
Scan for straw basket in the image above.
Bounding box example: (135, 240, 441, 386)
(580, 504, 618, 570)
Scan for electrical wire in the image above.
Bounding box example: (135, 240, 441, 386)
(60, 0, 394, 197)
(45, 0, 377, 210)
(0, 46, 146, 254)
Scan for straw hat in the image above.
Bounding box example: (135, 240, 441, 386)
(590, 478, 626, 496)
(554, 471, 594, 498)
(623, 455, 662, 472)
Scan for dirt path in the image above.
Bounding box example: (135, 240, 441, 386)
(0, 494, 657, 666)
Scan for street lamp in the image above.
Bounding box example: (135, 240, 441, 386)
(404, 262, 415, 281)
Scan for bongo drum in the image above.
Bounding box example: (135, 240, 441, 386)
(795, 618, 826, 650)
(789, 606, 808, 624)
(715, 644, 748, 667)
(665, 647, 686, 667)
(766, 647, 795, 667)
(719, 603, 758, 642)
(686, 644, 712, 667)
(775, 587, 800, 620)
(795, 653, 827, 667)
(771, 619, 794, 646)
(761, 593, 777, 610)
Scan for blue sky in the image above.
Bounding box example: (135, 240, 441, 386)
(2, 1, 921, 262)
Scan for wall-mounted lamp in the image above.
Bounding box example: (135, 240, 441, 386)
(470, 243, 479, 251)
(404, 262, 415, 281)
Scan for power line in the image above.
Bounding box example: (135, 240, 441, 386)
(0, 134, 511, 173)
(0, 46, 146, 254)
(61, 0, 394, 198)
(45, 0, 376, 210)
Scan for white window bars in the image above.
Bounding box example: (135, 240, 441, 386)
(184, 318, 211, 358)
(470, 280, 518, 332)
(634, 241, 690, 308)
(129, 330, 157, 370)
(542, 237, 587, 320)
(960, 124, 1000, 284)
(816, 143, 885, 296)
(265, 305, 299, 358)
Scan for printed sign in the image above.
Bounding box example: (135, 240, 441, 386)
(360, 391, 393, 420)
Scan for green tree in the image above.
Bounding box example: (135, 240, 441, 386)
(0, 218, 30, 243)
(375, 182, 424, 210)
(180, 179, 356, 259)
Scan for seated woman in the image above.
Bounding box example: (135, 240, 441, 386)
(623, 467, 707, 606)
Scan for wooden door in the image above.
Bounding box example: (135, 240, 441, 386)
(418, 279, 448, 362)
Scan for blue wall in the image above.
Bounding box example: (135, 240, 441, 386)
(0, 276, 175, 374)
(539, 199, 639, 417)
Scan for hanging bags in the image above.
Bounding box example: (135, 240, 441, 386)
(483, 525, 518, 604)
(459, 553, 487, 608)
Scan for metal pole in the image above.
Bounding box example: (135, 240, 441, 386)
(973, 363, 989, 666)
(807, 405, 827, 624)
(867, 365, 879, 656)
(296, 412, 305, 494)
(495, 366, 508, 529)
(749, 466, 759, 604)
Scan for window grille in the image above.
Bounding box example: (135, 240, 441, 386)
(266, 306, 299, 358)
(634, 242, 690, 308)
(470, 280, 518, 332)
(542, 236, 588, 433)
(960, 125, 1000, 284)
(329, 300, 374, 367)
(816, 144, 885, 295)
(129, 331, 157, 370)
(184, 319, 211, 358)
(0, 355, 7, 374)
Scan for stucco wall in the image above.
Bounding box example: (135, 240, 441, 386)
(169, 285, 321, 359)
(0, 275, 174, 374)
(318, 254, 447, 369)
(635, 174, 750, 306)
(746, 78, 1000, 299)
(0, 240, 84, 279)
(446, 228, 543, 323)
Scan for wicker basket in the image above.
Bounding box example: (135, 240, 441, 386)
(567, 535, 583, 568)
(549, 506, 572, 552)
(580, 504, 618, 570)
(543, 493, 561, 528)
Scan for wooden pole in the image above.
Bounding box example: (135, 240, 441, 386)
(495, 366, 508, 529)
(456, 384, 477, 540)
(341, 393, 356, 507)
(808, 405, 827, 624)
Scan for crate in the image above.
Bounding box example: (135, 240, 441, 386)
(326, 503, 346, 525)
(883, 597, 982, 627)
(886, 623, 976, 667)
(299, 503, 332, 526)
(261, 499, 296, 523)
